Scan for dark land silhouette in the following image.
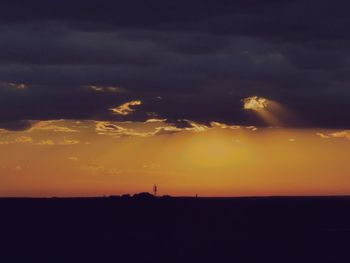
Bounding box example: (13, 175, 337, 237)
(1, 195, 350, 262)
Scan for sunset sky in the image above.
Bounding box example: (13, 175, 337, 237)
(0, 0, 350, 196)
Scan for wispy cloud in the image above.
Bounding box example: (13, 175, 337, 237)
(0, 82, 28, 90)
(35, 140, 55, 145)
(0, 135, 80, 146)
(317, 131, 350, 140)
(316, 132, 331, 139)
(80, 163, 121, 175)
(86, 85, 126, 93)
(246, 126, 258, 131)
(14, 136, 33, 143)
(110, 100, 142, 116)
(95, 119, 246, 138)
(59, 138, 80, 145)
(330, 131, 350, 140)
(145, 118, 167, 123)
(185, 120, 209, 132)
(30, 121, 79, 133)
(95, 121, 154, 137)
(34, 138, 80, 145)
(0, 136, 34, 145)
(153, 126, 183, 135)
(210, 122, 241, 130)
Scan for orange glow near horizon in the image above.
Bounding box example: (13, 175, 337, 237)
(0, 120, 349, 197)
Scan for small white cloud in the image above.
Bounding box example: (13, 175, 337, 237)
(243, 96, 269, 110)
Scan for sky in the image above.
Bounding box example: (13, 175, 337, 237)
(0, 0, 350, 196)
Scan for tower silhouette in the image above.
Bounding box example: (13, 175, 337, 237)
(153, 184, 158, 196)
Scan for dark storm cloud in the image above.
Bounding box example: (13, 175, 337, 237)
(0, 0, 350, 129)
(1, 0, 350, 40)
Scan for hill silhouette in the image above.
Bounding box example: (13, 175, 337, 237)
(132, 192, 156, 199)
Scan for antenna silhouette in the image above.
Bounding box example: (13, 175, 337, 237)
(153, 184, 158, 196)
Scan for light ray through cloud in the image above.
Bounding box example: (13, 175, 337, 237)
(243, 96, 297, 127)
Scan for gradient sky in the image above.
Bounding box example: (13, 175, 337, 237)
(0, 1, 350, 196)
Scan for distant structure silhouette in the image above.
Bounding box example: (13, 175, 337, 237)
(153, 184, 158, 196)
(133, 192, 155, 199)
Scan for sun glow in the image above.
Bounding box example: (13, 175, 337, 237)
(183, 132, 249, 169)
(0, 120, 350, 197)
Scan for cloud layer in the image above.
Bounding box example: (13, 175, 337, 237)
(1, 0, 350, 129)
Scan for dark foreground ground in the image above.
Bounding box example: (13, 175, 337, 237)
(1, 196, 350, 263)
